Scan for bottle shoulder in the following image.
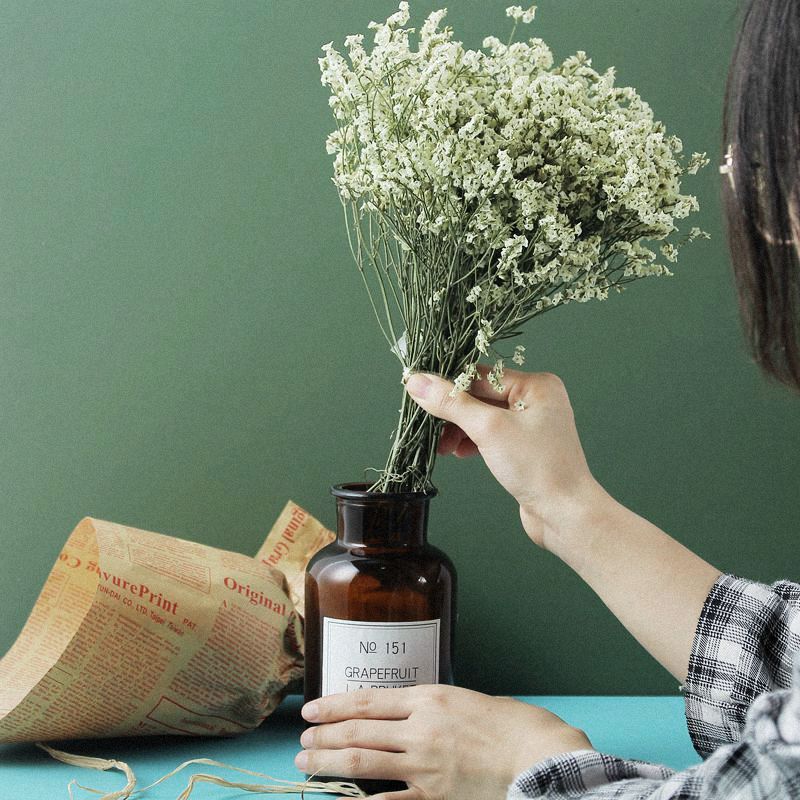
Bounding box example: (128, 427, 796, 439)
(308, 541, 453, 567)
(421, 542, 456, 571)
(307, 540, 346, 569)
(306, 541, 455, 584)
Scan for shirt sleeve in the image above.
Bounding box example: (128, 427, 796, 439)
(683, 574, 800, 757)
(507, 651, 800, 799)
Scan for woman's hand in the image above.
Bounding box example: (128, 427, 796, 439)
(405, 366, 604, 552)
(295, 685, 592, 800)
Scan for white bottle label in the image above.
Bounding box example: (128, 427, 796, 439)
(321, 617, 440, 696)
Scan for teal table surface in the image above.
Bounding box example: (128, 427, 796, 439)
(0, 695, 701, 799)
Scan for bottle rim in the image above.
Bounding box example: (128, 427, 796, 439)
(330, 482, 438, 501)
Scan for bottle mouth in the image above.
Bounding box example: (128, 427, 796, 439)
(330, 482, 437, 501)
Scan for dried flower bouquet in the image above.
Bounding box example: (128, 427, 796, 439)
(320, 3, 707, 493)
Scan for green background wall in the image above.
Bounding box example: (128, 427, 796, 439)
(1, 0, 797, 696)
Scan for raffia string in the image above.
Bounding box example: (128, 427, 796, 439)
(36, 743, 368, 799)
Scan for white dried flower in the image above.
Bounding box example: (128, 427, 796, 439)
(688, 226, 711, 241)
(448, 363, 479, 396)
(450, 371, 472, 396)
(475, 319, 494, 356)
(660, 243, 679, 263)
(512, 345, 526, 366)
(686, 152, 710, 175)
(466, 285, 482, 304)
(513, 399, 527, 411)
(506, 5, 537, 24)
(488, 358, 505, 393)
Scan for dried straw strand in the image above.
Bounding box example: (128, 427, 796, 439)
(36, 742, 368, 799)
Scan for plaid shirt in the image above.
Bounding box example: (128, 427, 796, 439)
(508, 574, 800, 799)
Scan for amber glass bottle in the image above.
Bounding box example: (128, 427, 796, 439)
(304, 482, 456, 795)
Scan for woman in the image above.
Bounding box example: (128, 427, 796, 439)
(294, 0, 800, 797)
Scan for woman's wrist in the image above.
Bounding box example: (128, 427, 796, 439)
(509, 727, 594, 782)
(521, 479, 619, 570)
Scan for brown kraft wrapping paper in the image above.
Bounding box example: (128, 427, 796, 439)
(254, 501, 335, 621)
(0, 502, 335, 744)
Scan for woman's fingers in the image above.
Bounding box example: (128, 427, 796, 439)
(467, 363, 515, 403)
(438, 421, 468, 455)
(300, 719, 407, 753)
(405, 373, 501, 444)
(468, 363, 537, 406)
(302, 688, 413, 723)
(295, 747, 408, 781)
(369, 790, 425, 800)
(454, 437, 479, 458)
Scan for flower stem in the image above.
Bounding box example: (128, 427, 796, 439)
(370, 388, 443, 493)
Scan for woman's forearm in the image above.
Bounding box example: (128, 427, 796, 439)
(540, 485, 722, 683)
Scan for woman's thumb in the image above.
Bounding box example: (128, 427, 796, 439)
(404, 373, 491, 441)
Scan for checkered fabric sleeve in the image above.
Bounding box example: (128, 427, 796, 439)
(507, 574, 800, 798)
(683, 574, 800, 757)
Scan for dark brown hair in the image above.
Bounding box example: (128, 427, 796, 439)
(724, 0, 800, 391)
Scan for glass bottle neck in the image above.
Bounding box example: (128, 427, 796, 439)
(333, 485, 433, 549)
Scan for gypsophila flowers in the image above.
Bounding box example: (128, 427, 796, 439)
(321, 3, 707, 492)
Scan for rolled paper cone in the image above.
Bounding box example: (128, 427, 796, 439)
(0, 504, 333, 743)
